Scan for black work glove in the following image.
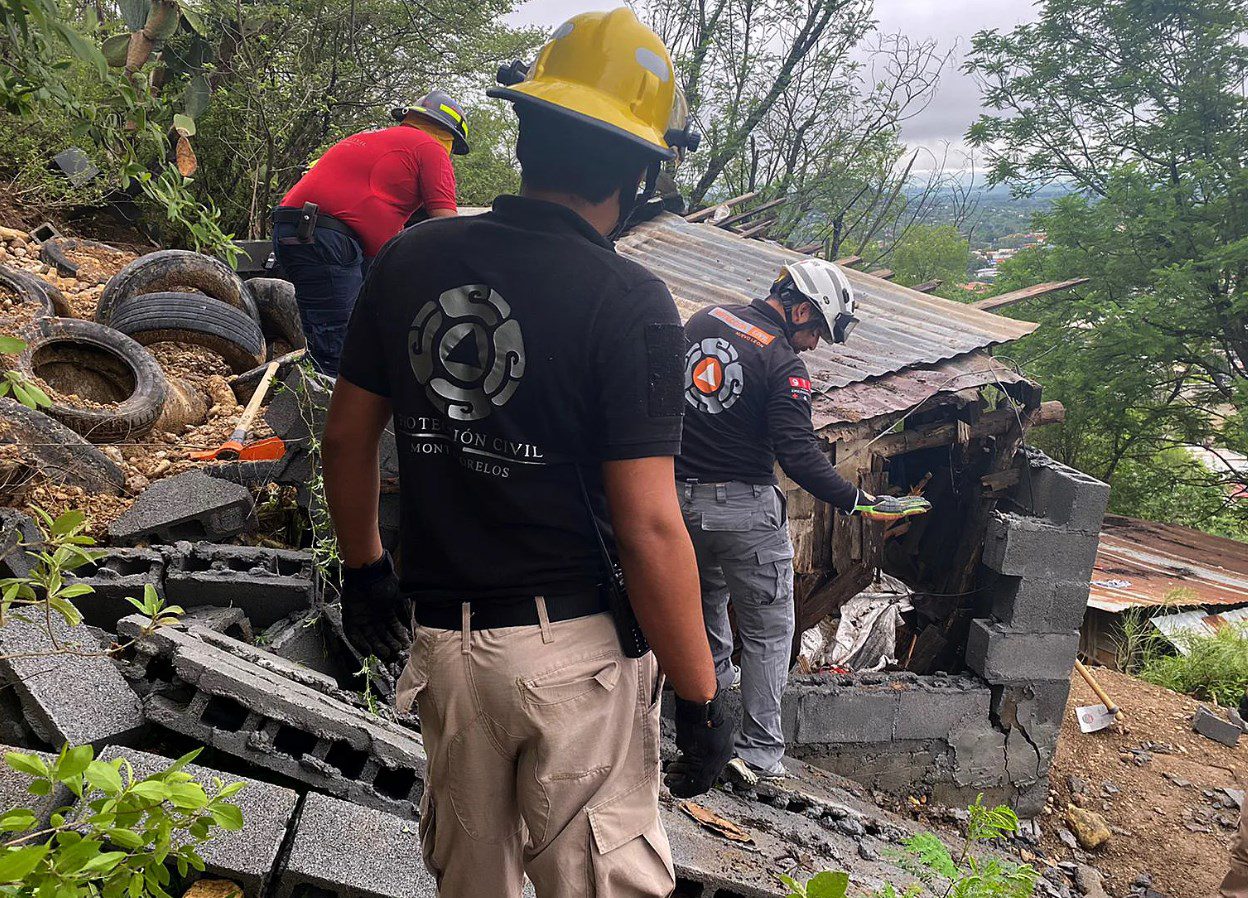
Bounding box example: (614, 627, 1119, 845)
(340, 551, 411, 664)
(665, 689, 736, 798)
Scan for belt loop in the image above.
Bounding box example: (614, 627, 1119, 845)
(715, 483, 727, 503)
(753, 484, 763, 497)
(682, 482, 692, 501)
(535, 596, 554, 644)
(461, 602, 471, 654)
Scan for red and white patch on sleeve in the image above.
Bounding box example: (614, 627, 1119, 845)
(788, 375, 812, 401)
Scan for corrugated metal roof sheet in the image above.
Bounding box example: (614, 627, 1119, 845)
(1088, 515, 1248, 612)
(616, 213, 1038, 390)
(810, 351, 1025, 431)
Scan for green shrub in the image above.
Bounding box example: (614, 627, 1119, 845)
(0, 744, 243, 897)
(1139, 623, 1248, 707)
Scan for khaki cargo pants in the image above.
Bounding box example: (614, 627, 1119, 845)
(1224, 800, 1248, 897)
(396, 605, 675, 898)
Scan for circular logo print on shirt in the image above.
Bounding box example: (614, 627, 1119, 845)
(684, 337, 743, 414)
(408, 284, 525, 421)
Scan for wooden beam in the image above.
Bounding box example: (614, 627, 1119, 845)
(866, 268, 895, 280)
(834, 255, 863, 268)
(719, 195, 786, 229)
(971, 277, 1089, 311)
(736, 217, 776, 239)
(866, 400, 1065, 458)
(793, 242, 823, 255)
(684, 190, 759, 222)
(912, 279, 942, 294)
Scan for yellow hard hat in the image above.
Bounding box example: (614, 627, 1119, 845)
(488, 8, 698, 160)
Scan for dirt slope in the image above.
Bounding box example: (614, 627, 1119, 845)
(1040, 667, 1245, 898)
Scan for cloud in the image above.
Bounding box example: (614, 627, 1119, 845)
(507, 0, 1039, 160)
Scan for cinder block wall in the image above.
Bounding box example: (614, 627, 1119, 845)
(789, 447, 1108, 816)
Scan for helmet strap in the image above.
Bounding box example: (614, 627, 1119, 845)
(610, 159, 662, 241)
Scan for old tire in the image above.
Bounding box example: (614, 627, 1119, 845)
(247, 277, 306, 356)
(16, 317, 168, 443)
(152, 375, 209, 433)
(38, 237, 127, 284)
(97, 249, 259, 326)
(0, 264, 70, 319)
(0, 397, 125, 495)
(107, 291, 266, 374)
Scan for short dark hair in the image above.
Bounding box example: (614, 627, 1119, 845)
(515, 104, 654, 203)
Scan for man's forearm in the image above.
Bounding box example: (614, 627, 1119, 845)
(617, 521, 717, 703)
(323, 439, 384, 567)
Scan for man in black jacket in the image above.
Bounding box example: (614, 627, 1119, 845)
(675, 259, 930, 784)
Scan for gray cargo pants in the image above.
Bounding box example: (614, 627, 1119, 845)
(678, 481, 794, 772)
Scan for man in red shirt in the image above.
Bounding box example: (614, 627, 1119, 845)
(273, 90, 468, 376)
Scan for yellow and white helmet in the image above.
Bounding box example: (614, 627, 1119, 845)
(489, 8, 699, 161)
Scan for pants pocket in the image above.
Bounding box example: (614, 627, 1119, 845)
(586, 788, 675, 898)
(521, 652, 620, 711)
(755, 540, 794, 606)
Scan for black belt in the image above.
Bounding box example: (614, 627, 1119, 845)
(413, 589, 609, 631)
(271, 206, 361, 242)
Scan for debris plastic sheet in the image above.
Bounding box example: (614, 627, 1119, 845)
(797, 574, 913, 673)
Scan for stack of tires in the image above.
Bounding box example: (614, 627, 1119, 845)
(0, 247, 304, 493)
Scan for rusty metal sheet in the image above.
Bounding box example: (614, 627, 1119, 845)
(809, 352, 1025, 431)
(1088, 514, 1248, 612)
(617, 214, 1037, 390)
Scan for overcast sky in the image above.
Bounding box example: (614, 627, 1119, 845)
(506, 0, 1039, 171)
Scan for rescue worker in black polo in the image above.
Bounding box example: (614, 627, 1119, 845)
(675, 258, 931, 784)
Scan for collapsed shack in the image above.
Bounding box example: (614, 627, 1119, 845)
(618, 213, 1108, 815)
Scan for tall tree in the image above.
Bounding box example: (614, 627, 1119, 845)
(967, 0, 1248, 531)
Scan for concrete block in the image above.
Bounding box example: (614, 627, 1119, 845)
(259, 611, 343, 679)
(274, 792, 437, 898)
(109, 472, 254, 545)
(164, 543, 314, 628)
(989, 576, 1090, 632)
(202, 458, 288, 488)
(99, 746, 298, 896)
(1010, 448, 1110, 533)
(894, 678, 991, 741)
(0, 747, 65, 827)
(181, 606, 253, 642)
(950, 722, 1007, 789)
(0, 614, 144, 747)
(966, 619, 1079, 685)
(1193, 706, 1242, 747)
(65, 547, 165, 629)
(981, 513, 1100, 581)
(795, 684, 899, 744)
(0, 508, 39, 579)
(121, 617, 425, 817)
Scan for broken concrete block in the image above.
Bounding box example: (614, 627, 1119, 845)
(988, 575, 1090, 632)
(0, 507, 39, 579)
(982, 512, 1101, 581)
(109, 471, 253, 545)
(274, 792, 437, 898)
(181, 606, 253, 642)
(0, 614, 143, 747)
(120, 616, 425, 817)
(966, 619, 1079, 685)
(893, 677, 991, 741)
(0, 747, 66, 827)
(164, 543, 314, 628)
(1010, 448, 1110, 533)
(99, 746, 298, 896)
(202, 458, 289, 488)
(65, 546, 165, 629)
(259, 611, 343, 679)
(1193, 706, 1242, 747)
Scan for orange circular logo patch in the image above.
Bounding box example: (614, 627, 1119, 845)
(692, 356, 723, 394)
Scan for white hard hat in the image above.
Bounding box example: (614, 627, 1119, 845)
(772, 259, 859, 343)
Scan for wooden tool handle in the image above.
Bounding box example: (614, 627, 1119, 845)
(1074, 659, 1121, 717)
(234, 361, 281, 439)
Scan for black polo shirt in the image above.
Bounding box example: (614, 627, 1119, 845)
(338, 195, 686, 603)
(676, 299, 859, 512)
